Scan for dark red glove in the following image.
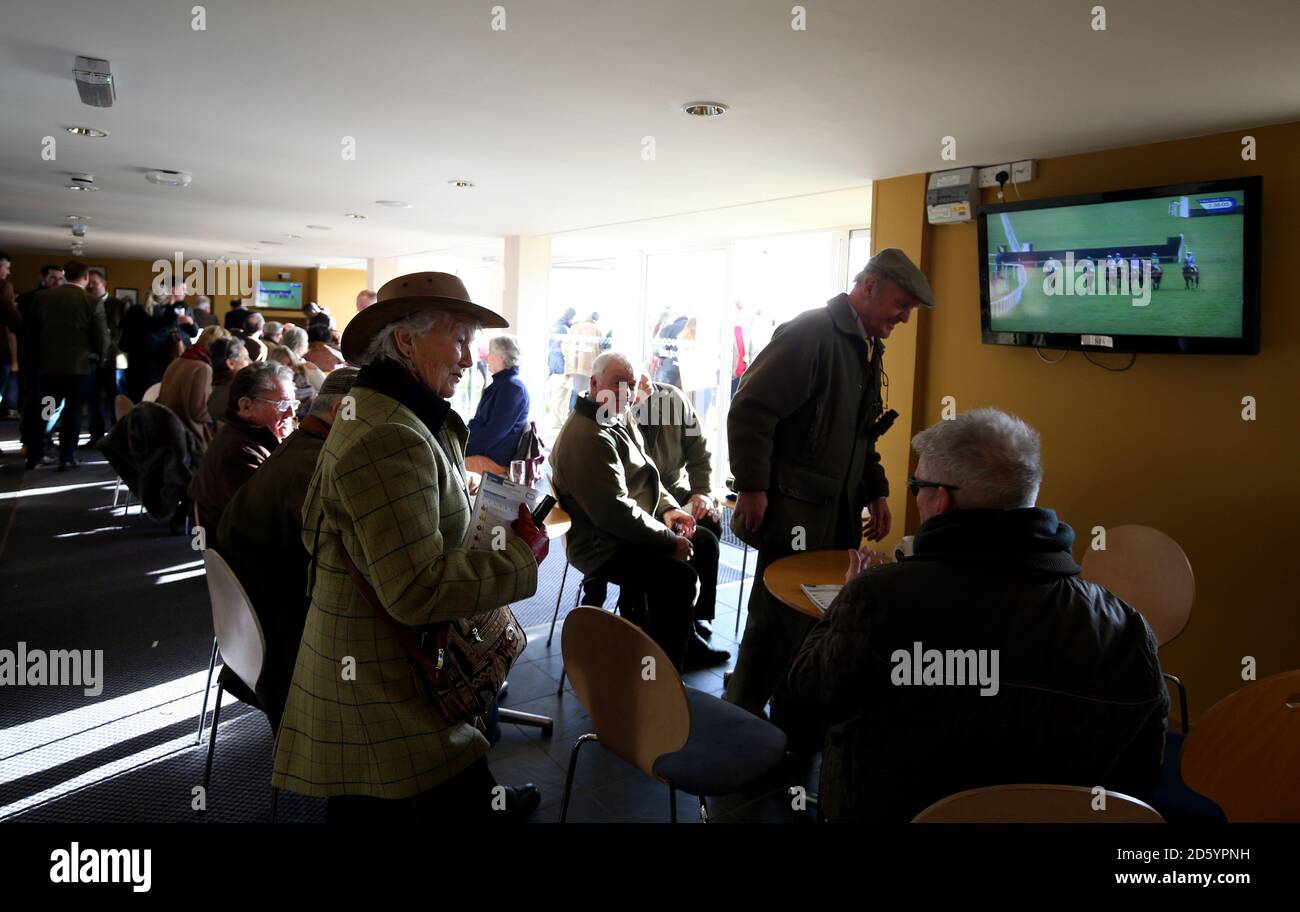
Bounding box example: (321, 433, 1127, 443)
(512, 504, 549, 565)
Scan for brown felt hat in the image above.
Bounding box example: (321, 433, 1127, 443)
(340, 271, 509, 363)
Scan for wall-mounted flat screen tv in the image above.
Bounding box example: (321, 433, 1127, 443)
(978, 177, 1260, 354)
(256, 280, 303, 310)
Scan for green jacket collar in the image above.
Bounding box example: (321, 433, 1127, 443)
(828, 293, 885, 355)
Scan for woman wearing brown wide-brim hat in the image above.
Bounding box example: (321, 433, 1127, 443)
(272, 272, 551, 822)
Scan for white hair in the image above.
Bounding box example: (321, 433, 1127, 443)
(280, 325, 308, 357)
(488, 334, 521, 369)
(910, 408, 1042, 509)
(361, 310, 480, 369)
(591, 350, 635, 383)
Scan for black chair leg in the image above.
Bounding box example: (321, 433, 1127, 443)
(669, 786, 678, 823)
(546, 560, 570, 647)
(735, 544, 749, 636)
(560, 733, 598, 823)
(201, 681, 224, 807)
(196, 638, 219, 744)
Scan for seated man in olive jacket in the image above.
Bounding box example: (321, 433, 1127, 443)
(787, 409, 1168, 822)
(216, 368, 357, 731)
(550, 351, 728, 671)
(634, 373, 722, 639)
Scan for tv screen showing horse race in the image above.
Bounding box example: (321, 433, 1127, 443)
(978, 179, 1259, 354)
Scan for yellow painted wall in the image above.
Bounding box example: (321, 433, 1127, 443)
(872, 121, 1300, 720)
(314, 268, 369, 335)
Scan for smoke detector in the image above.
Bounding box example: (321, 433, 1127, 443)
(145, 169, 192, 188)
(74, 56, 115, 108)
(66, 173, 98, 191)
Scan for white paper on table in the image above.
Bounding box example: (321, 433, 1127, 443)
(800, 584, 843, 615)
(462, 472, 544, 551)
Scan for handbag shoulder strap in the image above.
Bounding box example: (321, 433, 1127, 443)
(330, 530, 445, 680)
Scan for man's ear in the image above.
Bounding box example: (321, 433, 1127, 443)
(935, 487, 957, 517)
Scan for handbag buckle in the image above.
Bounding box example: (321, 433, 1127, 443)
(470, 627, 482, 643)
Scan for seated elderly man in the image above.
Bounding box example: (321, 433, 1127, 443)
(633, 373, 722, 639)
(550, 351, 728, 671)
(787, 408, 1168, 822)
(464, 334, 530, 475)
(189, 361, 296, 530)
(216, 368, 358, 731)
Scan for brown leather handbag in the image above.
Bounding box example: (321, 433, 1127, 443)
(333, 532, 526, 724)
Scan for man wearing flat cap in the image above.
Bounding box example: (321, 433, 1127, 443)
(726, 248, 934, 743)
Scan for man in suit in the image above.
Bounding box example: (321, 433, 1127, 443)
(30, 261, 108, 470)
(17, 264, 64, 465)
(224, 297, 252, 333)
(85, 268, 127, 444)
(726, 248, 933, 746)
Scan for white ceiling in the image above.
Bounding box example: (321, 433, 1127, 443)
(1, 0, 1296, 265)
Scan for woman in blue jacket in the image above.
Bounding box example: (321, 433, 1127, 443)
(465, 334, 530, 475)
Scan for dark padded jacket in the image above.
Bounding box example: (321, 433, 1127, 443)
(788, 507, 1168, 822)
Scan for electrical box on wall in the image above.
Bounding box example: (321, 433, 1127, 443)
(926, 167, 978, 224)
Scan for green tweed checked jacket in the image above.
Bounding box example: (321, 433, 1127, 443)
(272, 363, 538, 799)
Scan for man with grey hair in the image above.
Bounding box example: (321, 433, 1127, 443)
(189, 361, 296, 529)
(787, 408, 1169, 821)
(550, 351, 728, 670)
(193, 295, 218, 328)
(217, 367, 358, 730)
(263, 320, 284, 345)
(727, 247, 932, 731)
(466, 333, 530, 474)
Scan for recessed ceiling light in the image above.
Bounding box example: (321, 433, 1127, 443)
(344, 213, 367, 219)
(65, 126, 109, 138)
(66, 214, 91, 221)
(305, 225, 333, 230)
(282, 234, 302, 239)
(145, 169, 193, 187)
(375, 200, 412, 208)
(66, 184, 98, 192)
(447, 180, 475, 189)
(681, 101, 729, 118)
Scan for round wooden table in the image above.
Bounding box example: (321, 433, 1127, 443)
(544, 505, 571, 540)
(763, 550, 851, 619)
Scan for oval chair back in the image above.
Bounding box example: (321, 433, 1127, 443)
(202, 548, 267, 695)
(142, 382, 162, 403)
(560, 606, 691, 781)
(1080, 524, 1194, 646)
(1180, 669, 1300, 822)
(113, 394, 133, 423)
(912, 784, 1164, 823)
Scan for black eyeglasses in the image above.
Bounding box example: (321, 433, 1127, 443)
(907, 475, 959, 496)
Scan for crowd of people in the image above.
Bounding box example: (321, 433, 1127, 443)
(1, 252, 1173, 823)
